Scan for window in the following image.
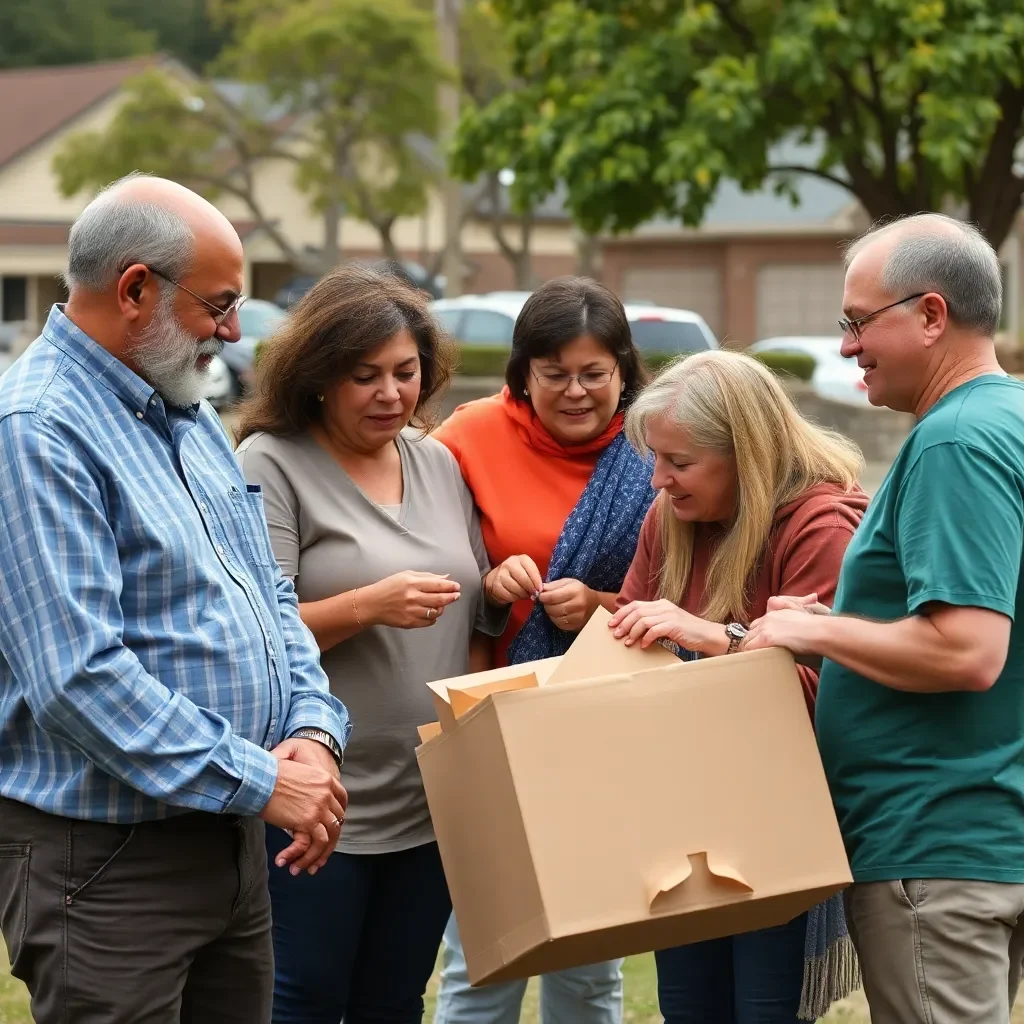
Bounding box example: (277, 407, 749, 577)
(459, 310, 515, 346)
(433, 309, 465, 337)
(237, 299, 286, 339)
(1, 277, 27, 322)
(628, 319, 711, 354)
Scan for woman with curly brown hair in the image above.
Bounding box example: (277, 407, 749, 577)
(235, 262, 508, 1024)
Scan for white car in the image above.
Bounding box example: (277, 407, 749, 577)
(202, 355, 235, 410)
(746, 335, 869, 407)
(431, 293, 718, 354)
(1, 344, 236, 412)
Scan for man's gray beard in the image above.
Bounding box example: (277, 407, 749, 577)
(130, 300, 224, 408)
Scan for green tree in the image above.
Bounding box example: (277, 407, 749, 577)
(451, 0, 1024, 250)
(52, 0, 447, 274)
(0, 0, 152, 68)
(0, 0, 229, 71)
(219, 0, 446, 266)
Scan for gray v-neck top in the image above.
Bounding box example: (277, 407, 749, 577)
(236, 428, 506, 853)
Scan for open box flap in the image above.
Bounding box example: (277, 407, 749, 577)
(545, 607, 679, 686)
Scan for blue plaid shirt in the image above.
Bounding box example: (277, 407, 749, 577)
(0, 306, 350, 823)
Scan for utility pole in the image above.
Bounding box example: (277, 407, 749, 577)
(435, 0, 465, 297)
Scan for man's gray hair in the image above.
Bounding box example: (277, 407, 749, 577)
(65, 172, 195, 292)
(845, 213, 1002, 336)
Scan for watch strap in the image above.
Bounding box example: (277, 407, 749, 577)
(290, 728, 344, 770)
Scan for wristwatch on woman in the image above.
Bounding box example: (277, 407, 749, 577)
(724, 622, 748, 654)
(290, 727, 344, 772)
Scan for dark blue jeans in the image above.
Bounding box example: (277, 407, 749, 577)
(655, 913, 809, 1024)
(265, 826, 452, 1024)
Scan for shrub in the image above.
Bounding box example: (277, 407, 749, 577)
(640, 349, 816, 381)
(419, 344, 816, 383)
(749, 350, 816, 381)
(456, 344, 509, 377)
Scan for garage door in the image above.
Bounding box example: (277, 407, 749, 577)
(756, 263, 845, 339)
(622, 266, 723, 338)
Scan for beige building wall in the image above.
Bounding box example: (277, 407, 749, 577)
(0, 93, 127, 221)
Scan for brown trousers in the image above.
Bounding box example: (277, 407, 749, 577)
(0, 795, 273, 1024)
(846, 878, 1024, 1024)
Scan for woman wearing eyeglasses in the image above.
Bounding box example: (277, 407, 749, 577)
(431, 277, 655, 1024)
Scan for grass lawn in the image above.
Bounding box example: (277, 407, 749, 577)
(8, 933, 1024, 1023)
(2, 937, 873, 1023)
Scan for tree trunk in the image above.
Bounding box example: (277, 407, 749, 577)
(321, 200, 343, 272)
(377, 219, 401, 264)
(512, 212, 534, 289)
(574, 230, 599, 277)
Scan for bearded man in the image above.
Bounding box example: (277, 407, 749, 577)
(0, 174, 350, 1024)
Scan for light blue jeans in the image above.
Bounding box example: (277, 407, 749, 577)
(434, 914, 624, 1024)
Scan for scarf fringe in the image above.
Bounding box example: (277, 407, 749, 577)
(798, 933, 862, 1021)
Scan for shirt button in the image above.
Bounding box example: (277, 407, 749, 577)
(200, 503, 208, 513)
(135, 410, 144, 420)
(216, 545, 225, 556)
(149, 397, 157, 406)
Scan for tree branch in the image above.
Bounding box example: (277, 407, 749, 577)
(486, 173, 521, 262)
(906, 89, 931, 209)
(767, 165, 854, 192)
(424, 179, 490, 278)
(709, 0, 756, 49)
(968, 83, 1024, 238)
(865, 56, 901, 199)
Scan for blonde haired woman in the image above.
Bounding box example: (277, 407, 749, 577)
(609, 350, 868, 1023)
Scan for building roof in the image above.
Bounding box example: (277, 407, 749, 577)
(0, 57, 164, 172)
(628, 139, 859, 239)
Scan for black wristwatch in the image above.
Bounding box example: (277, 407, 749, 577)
(290, 728, 344, 772)
(724, 622, 748, 654)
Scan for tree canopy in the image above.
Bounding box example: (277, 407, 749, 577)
(53, 0, 446, 273)
(451, 0, 1024, 248)
(0, 0, 228, 71)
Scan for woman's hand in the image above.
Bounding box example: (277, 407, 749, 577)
(538, 578, 596, 632)
(484, 555, 543, 605)
(609, 599, 728, 655)
(765, 592, 831, 616)
(359, 571, 461, 629)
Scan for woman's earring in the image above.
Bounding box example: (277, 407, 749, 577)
(317, 394, 325, 403)
(524, 388, 530, 397)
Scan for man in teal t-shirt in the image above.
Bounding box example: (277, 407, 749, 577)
(744, 213, 1024, 1024)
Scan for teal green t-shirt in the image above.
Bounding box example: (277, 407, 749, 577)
(816, 374, 1024, 883)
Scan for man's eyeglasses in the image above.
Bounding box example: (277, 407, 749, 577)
(146, 267, 247, 326)
(531, 368, 616, 392)
(838, 293, 927, 341)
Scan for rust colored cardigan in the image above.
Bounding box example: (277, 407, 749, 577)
(617, 482, 869, 717)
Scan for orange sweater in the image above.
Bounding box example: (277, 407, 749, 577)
(434, 388, 623, 663)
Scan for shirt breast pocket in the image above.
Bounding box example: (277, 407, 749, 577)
(230, 485, 276, 571)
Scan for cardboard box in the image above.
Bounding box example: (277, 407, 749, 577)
(416, 610, 851, 985)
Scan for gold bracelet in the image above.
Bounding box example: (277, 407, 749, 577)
(352, 588, 363, 627)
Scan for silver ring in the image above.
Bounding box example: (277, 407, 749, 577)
(332, 816, 343, 828)
(426, 607, 436, 620)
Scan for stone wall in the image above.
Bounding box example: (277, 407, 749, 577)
(433, 376, 912, 466)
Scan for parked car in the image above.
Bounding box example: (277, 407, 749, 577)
(274, 261, 446, 309)
(0, 341, 235, 412)
(202, 354, 236, 410)
(216, 299, 288, 398)
(431, 292, 718, 353)
(746, 335, 869, 407)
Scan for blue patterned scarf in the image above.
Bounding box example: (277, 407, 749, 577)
(506, 431, 655, 664)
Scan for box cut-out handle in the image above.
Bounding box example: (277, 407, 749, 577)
(647, 851, 752, 911)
